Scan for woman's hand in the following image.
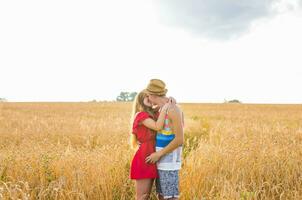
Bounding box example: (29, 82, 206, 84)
(168, 96, 177, 104)
(162, 102, 171, 113)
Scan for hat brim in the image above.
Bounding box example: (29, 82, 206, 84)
(143, 88, 167, 96)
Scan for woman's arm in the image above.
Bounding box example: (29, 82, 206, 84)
(142, 103, 170, 131)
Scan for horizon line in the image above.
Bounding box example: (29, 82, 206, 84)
(1, 100, 301, 105)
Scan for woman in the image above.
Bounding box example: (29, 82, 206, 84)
(129, 90, 172, 200)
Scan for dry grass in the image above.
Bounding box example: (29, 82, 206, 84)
(0, 102, 301, 199)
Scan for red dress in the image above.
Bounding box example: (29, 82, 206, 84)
(130, 112, 159, 179)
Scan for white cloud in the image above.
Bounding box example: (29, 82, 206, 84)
(0, 0, 301, 103)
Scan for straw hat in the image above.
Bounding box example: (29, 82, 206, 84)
(144, 79, 168, 96)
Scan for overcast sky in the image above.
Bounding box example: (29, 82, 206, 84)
(0, 0, 301, 103)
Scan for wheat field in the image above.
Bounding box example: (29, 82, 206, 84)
(0, 102, 301, 200)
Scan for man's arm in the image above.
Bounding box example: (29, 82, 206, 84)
(146, 105, 184, 163)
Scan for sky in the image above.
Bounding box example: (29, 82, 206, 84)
(0, 0, 301, 103)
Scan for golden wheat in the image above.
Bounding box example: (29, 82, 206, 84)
(0, 102, 301, 199)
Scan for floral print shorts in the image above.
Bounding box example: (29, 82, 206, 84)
(155, 170, 180, 199)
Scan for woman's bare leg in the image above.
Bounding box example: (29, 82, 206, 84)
(135, 179, 154, 200)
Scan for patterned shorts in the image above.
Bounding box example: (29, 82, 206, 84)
(155, 170, 180, 199)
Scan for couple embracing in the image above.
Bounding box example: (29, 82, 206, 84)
(129, 79, 184, 200)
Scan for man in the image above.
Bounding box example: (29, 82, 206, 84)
(144, 79, 184, 200)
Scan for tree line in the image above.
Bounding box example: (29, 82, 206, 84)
(0, 98, 7, 102)
(116, 92, 137, 102)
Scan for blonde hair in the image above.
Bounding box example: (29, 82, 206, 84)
(129, 91, 154, 149)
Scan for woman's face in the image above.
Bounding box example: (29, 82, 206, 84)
(143, 96, 152, 108)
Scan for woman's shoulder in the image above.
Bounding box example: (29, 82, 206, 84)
(132, 111, 151, 131)
(135, 111, 150, 118)
(134, 111, 152, 123)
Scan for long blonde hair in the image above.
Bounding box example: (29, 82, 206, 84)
(130, 91, 154, 149)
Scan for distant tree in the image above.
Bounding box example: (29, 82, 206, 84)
(229, 99, 241, 103)
(116, 92, 137, 102)
(0, 98, 7, 102)
(224, 99, 241, 103)
(129, 92, 137, 101)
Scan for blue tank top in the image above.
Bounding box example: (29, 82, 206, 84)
(155, 109, 182, 170)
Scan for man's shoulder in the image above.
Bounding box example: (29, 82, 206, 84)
(168, 104, 182, 116)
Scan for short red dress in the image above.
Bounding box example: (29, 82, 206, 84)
(130, 111, 159, 179)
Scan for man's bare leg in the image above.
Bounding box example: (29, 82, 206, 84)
(157, 194, 178, 200)
(157, 194, 164, 200)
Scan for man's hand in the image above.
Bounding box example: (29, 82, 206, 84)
(145, 152, 162, 164)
